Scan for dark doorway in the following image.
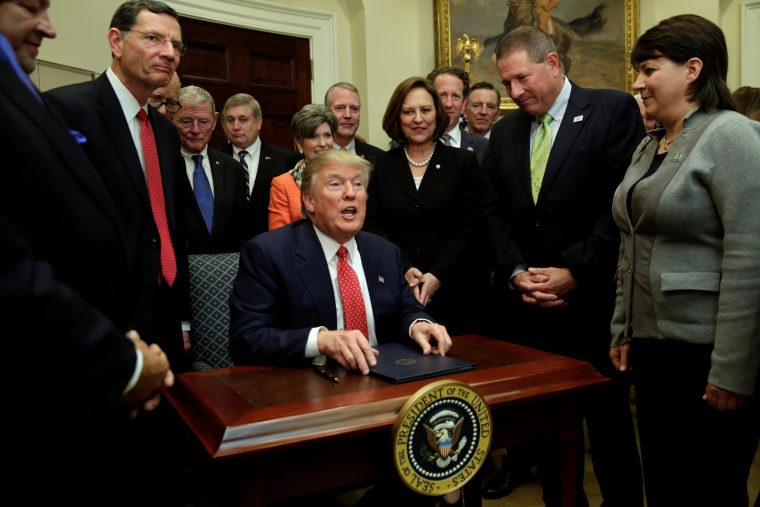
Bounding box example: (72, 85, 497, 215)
(178, 16, 312, 151)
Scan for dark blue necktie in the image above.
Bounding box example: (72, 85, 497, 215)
(192, 154, 214, 232)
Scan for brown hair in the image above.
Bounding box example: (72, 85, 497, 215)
(381, 77, 448, 145)
(630, 14, 734, 112)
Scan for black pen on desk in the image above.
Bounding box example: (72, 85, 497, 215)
(313, 366, 340, 383)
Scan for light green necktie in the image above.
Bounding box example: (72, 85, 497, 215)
(530, 113, 553, 203)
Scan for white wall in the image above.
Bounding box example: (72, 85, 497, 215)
(36, 0, 753, 147)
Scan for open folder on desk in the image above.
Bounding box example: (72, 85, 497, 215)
(369, 342, 476, 384)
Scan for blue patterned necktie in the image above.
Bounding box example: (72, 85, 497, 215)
(238, 150, 250, 201)
(192, 154, 214, 232)
(530, 113, 553, 203)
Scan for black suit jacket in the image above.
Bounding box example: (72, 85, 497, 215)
(214, 140, 291, 240)
(45, 73, 190, 368)
(354, 138, 386, 164)
(364, 145, 489, 335)
(482, 82, 646, 363)
(178, 147, 247, 253)
(1, 54, 141, 503)
(459, 129, 488, 165)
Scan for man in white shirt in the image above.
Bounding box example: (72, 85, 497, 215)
(427, 66, 488, 164)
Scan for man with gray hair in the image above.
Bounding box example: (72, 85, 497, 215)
(324, 81, 384, 162)
(216, 92, 291, 238)
(175, 85, 247, 253)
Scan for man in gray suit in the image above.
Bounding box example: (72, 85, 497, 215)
(427, 66, 489, 165)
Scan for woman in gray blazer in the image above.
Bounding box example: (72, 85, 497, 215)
(610, 14, 760, 507)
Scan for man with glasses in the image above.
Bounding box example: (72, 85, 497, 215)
(175, 85, 247, 254)
(1, 0, 174, 504)
(44, 1, 191, 504)
(149, 71, 182, 120)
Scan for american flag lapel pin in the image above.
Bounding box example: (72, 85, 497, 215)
(378, 275, 385, 284)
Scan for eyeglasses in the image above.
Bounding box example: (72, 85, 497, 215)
(148, 95, 182, 113)
(125, 29, 187, 56)
(177, 118, 214, 131)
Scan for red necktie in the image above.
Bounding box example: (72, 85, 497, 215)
(137, 109, 176, 286)
(336, 246, 369, 338)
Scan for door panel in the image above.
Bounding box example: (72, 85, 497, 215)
(178, 16, 311, 151)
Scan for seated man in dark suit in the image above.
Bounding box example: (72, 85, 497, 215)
(229, 149, 451, 373)
(215, 93, 292, 240)
(229, 148, 464, 506)
(174, 85, 247, 254)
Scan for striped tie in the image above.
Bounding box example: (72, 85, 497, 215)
(238, 150, 250, 201)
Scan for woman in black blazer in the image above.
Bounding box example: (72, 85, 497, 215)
(364, 76, 490, 341)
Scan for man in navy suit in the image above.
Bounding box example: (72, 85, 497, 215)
(175, 85, 247, 254)
(0, 1, 173, 504)
(215, 92, 292, 239)
(45, 0, 190, 370)
(229, 149, 452, 374)
(483, 27, 645, 507)
(44, 2, 192, 504)
(427, 66, 489, 165)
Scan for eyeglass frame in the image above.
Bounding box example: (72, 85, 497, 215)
(176, 118, 215, 131)
(124, 29, 187, 57)
(148, 95, 182, 113)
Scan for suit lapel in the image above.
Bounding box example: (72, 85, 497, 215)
(541, 84, 589, 198)
(94, 76, 152, 209)
(386, 148, 422, 201)
(511, 111, 534, 201)
(295, 223, 338, 327)
(1, 63, 125, 247)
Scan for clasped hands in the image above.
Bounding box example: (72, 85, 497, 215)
(405, 267, 441, 306)
(512, 266, 577, 308)
(120, 330, 174, 419)
(317, 322, 451, 375)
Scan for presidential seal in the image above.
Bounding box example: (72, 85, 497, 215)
(392, 379, 492, 496)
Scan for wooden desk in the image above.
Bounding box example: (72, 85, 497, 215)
(166, 334, 609, 506)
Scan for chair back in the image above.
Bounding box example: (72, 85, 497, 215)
(187, 252, 239, 370)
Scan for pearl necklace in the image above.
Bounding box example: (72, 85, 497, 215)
(404, 145, 435, 167)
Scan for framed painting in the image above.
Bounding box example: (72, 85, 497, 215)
(434, 0, 639, 111)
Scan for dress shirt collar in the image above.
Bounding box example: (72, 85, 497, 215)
(443, 125, 462, 147)
(333, 138, 356, 154)
(234, 136, 261, 158)
(313, 225, 359, 262)
(106, 67, 143, 124)
(542, 76, 572, 127)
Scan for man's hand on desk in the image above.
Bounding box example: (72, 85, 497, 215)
(122, 330, 174, 418)
(317, 329, 379, 375)
(411, 321, 452, 356)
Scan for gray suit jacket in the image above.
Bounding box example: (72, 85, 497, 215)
(611, 108, 760, 395)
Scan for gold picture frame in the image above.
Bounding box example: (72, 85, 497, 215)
(434, 0, 639, 112)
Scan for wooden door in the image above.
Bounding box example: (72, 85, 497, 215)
(178, 16, 311, 151)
